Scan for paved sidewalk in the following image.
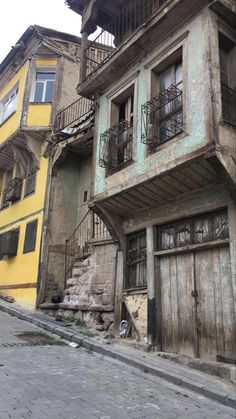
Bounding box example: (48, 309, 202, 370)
(0, 300, 235, 411)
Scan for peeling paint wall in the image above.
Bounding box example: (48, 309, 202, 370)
(59, 56, 81, 111)
(124, 293, 147, 340)
(94, 13, 210, 197)
(45, 155, 81, 299)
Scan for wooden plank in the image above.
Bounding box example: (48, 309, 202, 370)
(170, 255, 179, 353)
(141, 183, 165, 201)
(123, 192, 146, 208)
(169, 173, 192, 192)
(113, 195, 137, 210)
(0, 283, 37, 290)
(137, 185, 162, 203)
(212, 247, 225, 357)
(149, 181, 173, 199)
(152, 178, 176, 197)
(163, 175, 189, 193)
(191, 163, 217, 182)
(128, 189, 157, 206)
(176, 252, 195, 357)
(195, 248, 218, 360)
(160, 256, 173, 352)
(218, 247, 236, 359)
(174, 169, 201, 190)
(182, 167, 209, 187)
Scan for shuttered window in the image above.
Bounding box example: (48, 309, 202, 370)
(0, 234, 3, 260)
(23, 219, 38, 254)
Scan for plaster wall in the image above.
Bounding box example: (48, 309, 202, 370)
(0, 62, 28, 145)
(93, 12, 219, 198)
(45, 155, 80, 296)
(59, 57, 81, 111)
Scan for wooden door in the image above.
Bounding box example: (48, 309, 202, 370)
(195, 246, 235, 360)
(158, 245, 235, 361)
(159, 252, 195, 357)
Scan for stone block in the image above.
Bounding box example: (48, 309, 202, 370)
(101, 312, 114, 323)
(63, 310, 75, 321)
(102, 294, 113, 306)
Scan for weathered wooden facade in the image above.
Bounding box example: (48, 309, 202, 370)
(67, 0, 236, 361)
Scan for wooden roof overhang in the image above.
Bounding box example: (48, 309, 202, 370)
(94, 157, 220, 217)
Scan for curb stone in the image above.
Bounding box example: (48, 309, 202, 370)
(0, 301, 235, 409)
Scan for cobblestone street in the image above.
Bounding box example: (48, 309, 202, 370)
(0, 311, 235, 419)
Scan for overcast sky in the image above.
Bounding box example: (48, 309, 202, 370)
(0, 0, 82, 63)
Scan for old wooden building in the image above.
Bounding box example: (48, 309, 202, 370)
(66, 0, 236, 361)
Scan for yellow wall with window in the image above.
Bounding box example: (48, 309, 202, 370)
(0, 156, 48, 307)
(0, 57, 58, 307)
(0, 62, 28, 145)
(26, 59, 57, 127)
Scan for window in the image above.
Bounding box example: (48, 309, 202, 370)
(126, 231, 147, 289)
(219, 33, 236, 125)
(24, 159, 37, 196)
(1, 167, 14, 208)
(0, 84, 19, 124)
(0, 229, 20, 258)
(32, 70, 56, 103)
(83, 190, 88, 203)
(99, 86, 134, 173)
(23, 219, 38, 253)
(157, 209, 228, 251)
(141, 57, 183, 148)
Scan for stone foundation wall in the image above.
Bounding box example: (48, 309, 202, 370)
(62, 241, 118, 331)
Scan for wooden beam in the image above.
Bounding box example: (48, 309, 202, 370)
(0, 283, 37, 290)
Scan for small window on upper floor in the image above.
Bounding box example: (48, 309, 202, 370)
(99, 85, 134, 175)
(141, 50, 183, 151)
(0, 84, 19, 124)
(219, 32, 236, 125)
(31, 70, 56, 103)
(24, 159, 37, 197)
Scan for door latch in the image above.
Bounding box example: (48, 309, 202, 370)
(191, 290, 198, 298)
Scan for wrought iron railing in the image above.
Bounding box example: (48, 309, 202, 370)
(99, 120, 133, 172)
(54, 96, 93, 132)
(65, 209, 110, 280)
(221, 84, 236, 125)
(85, 0, 168, 78)
(141, 83, 183, 147)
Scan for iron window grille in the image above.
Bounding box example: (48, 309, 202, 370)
(126, 230, 147, 290)
(157, 209, 229, 251)
(141, 82, 183, 148)
(99, 120, 133, 173)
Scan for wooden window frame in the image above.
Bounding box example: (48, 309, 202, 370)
(23, 219, 38, 254)
(31, 68, 56, 103)
(125, 230, 147, 290)
(0, 83, 19, 125)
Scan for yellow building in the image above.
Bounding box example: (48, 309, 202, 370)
(0, 26, 81, 307)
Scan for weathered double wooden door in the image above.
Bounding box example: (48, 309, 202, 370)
(158, 245, 235, 360)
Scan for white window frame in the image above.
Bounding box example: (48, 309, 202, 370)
(0, 83, 19, 125)
(30, 67, 56, 103)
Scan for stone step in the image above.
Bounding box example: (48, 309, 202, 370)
(71, 266, 89, 277)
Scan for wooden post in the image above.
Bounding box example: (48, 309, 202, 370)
(80, 31, 88, 84)
(146, 226, 156, 346)
(228, 203, 236, 306)
(114, 250, 124, 336)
